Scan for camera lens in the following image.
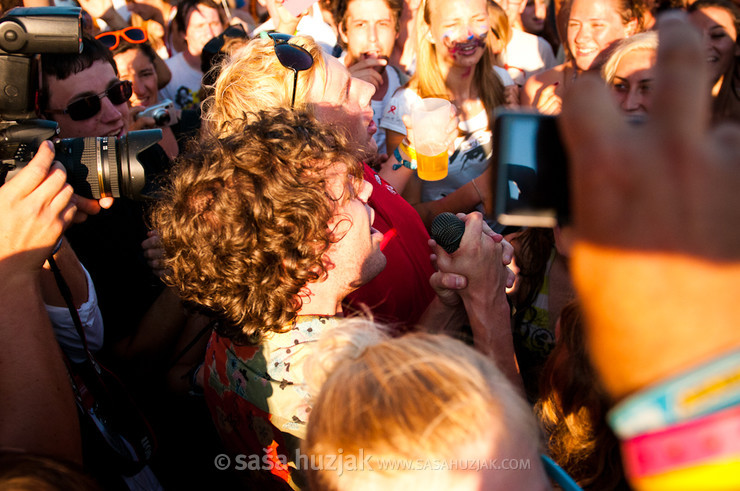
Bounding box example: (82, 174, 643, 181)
(152, 109, 171, 127)
(53, 129, 162, 200)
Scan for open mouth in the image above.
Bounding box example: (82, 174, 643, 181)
(368, 119, 377, 136)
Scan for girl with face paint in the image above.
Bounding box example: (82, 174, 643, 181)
(520, 0, 642, 115)
(378, 0, 509, 229)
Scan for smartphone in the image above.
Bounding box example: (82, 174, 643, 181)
(493, 110, 569, 228)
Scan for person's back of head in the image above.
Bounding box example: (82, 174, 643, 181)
(152, 108, 364, 345)
(202, 35, 326, 135)
(304, 318, 550, 491)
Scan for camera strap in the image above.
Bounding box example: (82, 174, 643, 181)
(48, 255, 157, 476)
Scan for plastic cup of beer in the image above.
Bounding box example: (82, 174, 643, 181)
(410, 98, 452, 181)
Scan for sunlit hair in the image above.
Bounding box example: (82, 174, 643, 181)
(486, 0, 512, 67)
(151, 109, 364, 345)
(411, 0, 505, 128)
(304, 318, 542, 491)
(535, 301, 628, 490)
(201, 35, 326, 135)
(601, 30, 658, 84)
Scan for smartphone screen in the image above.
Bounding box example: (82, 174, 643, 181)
(493, 111, 569, 228)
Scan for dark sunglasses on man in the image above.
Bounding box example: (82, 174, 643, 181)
(259, 31, 314, 108)
(95, 26, 148, 51)
(47, 80, 133, 121)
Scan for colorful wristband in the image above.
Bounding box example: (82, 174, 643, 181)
(398, 139, 417, 160)
(628, 459, 740, 491)
(392, 146, 417, 171)
(621, 405, 740, 480)
(608, 348, 740, 439)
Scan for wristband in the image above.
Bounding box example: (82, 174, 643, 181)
(608, 348, 740, 439)
(392, 146, 417, 171)
(51, 238, 63, 256)
(628, 460, 740, 491)
(621, 405, 740, 479)
(398, 139, 417, 160)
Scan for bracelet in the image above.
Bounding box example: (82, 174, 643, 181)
(621, 405, 740, 480)
(51, 238, 63, 256)
(608, 348, 740, 439)
(392, 146, 417, 171)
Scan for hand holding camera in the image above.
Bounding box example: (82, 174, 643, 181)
(133, 100, 180, 128)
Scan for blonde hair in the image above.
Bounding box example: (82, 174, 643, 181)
(601, 31, 658, 84)
(303, 318, 541, 491)
(201, 35, 326, 136)
(410, 0, 505, 126)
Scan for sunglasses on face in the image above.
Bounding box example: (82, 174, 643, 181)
(95, 27, 148, 51)
(48, 80, 133, 121)
(261, 32, 314, 108)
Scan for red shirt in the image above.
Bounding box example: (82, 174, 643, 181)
(342, 164, 436, 327)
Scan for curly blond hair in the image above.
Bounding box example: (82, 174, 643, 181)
(152, 109, 363, 345)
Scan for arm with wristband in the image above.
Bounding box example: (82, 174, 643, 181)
(560, 13, 740, 490)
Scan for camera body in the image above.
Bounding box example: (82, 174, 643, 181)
(493, 110, 569, 228)
(136, 99, 179, 127)
(0, 7, 161, 200)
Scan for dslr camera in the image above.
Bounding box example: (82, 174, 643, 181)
(0, 7, 161, 200)
(136, 99, 179, 127)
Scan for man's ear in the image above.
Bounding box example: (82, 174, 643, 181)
(339, 21, 349, 45)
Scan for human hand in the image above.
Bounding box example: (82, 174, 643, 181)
(431, 212, 513, 302)
(128, 106, 157, 132)
(347, 57, 387, 91)
(141, 229, 168, 278)
(536, 82, 562, 115)
(401, 103, 458, 156)
(265, 0, 307, 34)
(0, 142, 76, 269)
(503, 84, 520, 107)
(560, 12, 740, 399)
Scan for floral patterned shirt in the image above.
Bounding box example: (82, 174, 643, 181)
(204, 315, 340, 489)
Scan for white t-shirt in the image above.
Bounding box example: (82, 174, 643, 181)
(46, 265, 104, 364)
(503, 28, 557, 86)
(159, 52, 203, 110)
(494, 65, 515, 86)
(379, 88, 492, 205)
(370, 66, 403, 155)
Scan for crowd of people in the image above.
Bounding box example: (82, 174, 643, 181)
(1, 0, 739, 489)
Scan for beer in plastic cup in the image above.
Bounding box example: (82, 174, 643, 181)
(410, 98, 451, 181)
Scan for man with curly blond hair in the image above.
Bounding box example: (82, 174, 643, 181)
(152, 108, 386, 489)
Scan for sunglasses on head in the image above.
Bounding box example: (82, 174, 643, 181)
(95, 27, 148, 51)
(261, 32, 314, 108)
(48, 80, 133, 121)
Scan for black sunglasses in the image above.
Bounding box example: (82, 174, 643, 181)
(264, 32, 314, 108)
(49, 80, 133, 121)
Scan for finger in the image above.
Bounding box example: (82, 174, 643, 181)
(430, 271, 467, 290)
(561, 73, 625, 165)
(402, 114, 413, 142)
(505, 266, 516, 289)
(500, 238, 514, 264)
(652, 12, 709, 143)
(458, 212, 484, 249)
(5, 141, 56, 199)
(32, 161, 69, 209)
(72, 195, 103, 216)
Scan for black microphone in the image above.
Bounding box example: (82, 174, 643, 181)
(431, 212, 465, 254)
